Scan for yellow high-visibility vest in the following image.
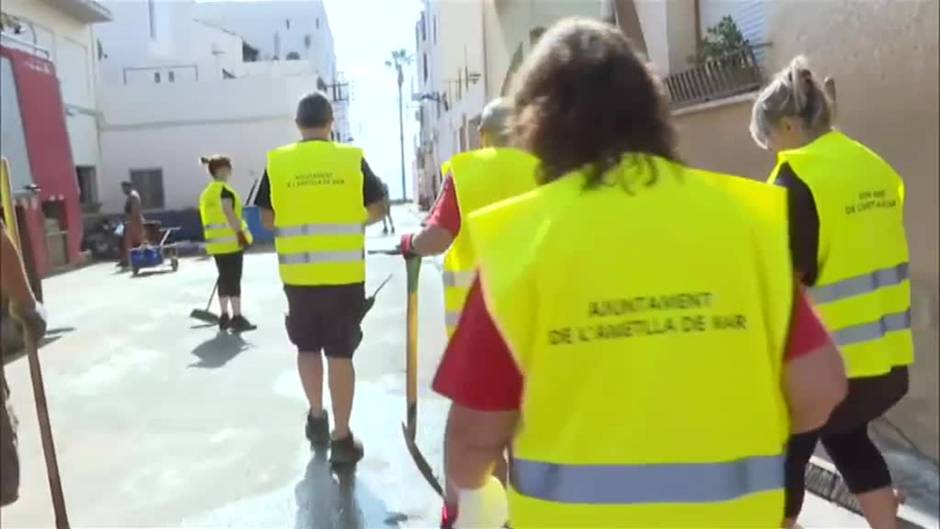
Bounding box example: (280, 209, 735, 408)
(469, 155, 792, 528)
(199, 180, 251, 255)
(771, 131, 913, 378)
(267, 141, 365, 286)
(441, 147, 538, 336)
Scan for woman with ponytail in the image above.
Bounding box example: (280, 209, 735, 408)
(752, 56, 912, 529)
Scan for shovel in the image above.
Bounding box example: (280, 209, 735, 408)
(368, 249, 444, 497)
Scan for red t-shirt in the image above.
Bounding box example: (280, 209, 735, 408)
(432, 279, 832, 411)
(424, 174, 462, 236)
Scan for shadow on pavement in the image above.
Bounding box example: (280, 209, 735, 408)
(294, 452, 399, 529)
(189, 332, 249, 368)
(131, 269, 177, 278)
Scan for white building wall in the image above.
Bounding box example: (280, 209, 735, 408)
(2, 0, 107, 192)
(98, 75, 320, 212)
(95, 1, 244, 87)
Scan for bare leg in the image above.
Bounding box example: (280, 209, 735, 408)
(327, 358, 355, 439)
(231, 297, 241, 317)
(218, 295, 231, 316)
(298, 353, 325, 416)
(856, 487, 900, 529)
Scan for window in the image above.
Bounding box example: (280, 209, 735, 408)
(316, 18, 320, 29)
(433, 15, 437, 43)
(75, 166, 98, 207)
(422, 53, 428, 82)
(420, 12, 427, 41)
(168, 70, 175, 82)
(130, 169, 165, 209)
(304, 34, 312, 49)
(153, 71, 160, 83)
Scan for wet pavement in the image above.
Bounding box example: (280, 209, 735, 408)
(1, 205, 935, 528)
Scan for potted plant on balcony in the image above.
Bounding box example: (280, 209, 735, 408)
(686, 16, 760, 100)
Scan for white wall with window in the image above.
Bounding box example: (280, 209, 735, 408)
(94, 0, 347, 213)
(98, 74, 322, 212)
(1, 0, 111, 208)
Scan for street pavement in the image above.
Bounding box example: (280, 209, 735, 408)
(0, 206, 921, 528)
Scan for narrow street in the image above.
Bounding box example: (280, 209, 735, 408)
(0, 207, 919, 528)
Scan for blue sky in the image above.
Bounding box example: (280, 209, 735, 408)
(323, 0, 423, 200)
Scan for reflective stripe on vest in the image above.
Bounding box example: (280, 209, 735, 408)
(208, 236, 239, 245)
(443, 270, 475, 288)
(278, 250, 364, 265)
(775, 131, 913, 377)
(512, 455, 784, 505)
(275, 223, 363, 237)
(444, 310, 462, 328)
(204, 223, 231, 231)
(832, 308, 911, 347)
(810, 262, 909, 304)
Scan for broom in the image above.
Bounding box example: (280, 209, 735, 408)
(190, 176, 259, 324)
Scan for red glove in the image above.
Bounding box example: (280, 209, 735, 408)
(399, 233, 416, 257)
(237, 231, 250, 248)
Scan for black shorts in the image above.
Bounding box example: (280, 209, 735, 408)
(284, 283, 365, 358)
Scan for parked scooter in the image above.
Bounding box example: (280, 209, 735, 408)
(81, 217, 122, 261)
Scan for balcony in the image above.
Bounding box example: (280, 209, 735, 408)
(663, 46, 762, 109)
(39, 0, 112, 24)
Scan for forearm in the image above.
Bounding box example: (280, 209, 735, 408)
(0, 228, 36, 308)
(445, 404, 518, 490)
(411, 226, 454, 256)
(222, 203, 241, 232)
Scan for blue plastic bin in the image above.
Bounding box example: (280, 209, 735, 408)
(130, 247, 163, 268)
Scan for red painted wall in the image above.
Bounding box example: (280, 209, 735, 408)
(1, 45, 82, 276)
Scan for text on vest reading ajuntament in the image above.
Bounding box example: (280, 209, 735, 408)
(547, 292, 748, 346)
(287, 172, 346, 188)
(845, 189, 897, 215)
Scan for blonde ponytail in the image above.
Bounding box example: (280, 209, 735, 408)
(750, 55, 833, 148)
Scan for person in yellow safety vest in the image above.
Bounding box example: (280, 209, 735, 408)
(198, 154, 256, 332)
(255, 91, 387, 465)
(432, 19, 849, 529)
(751, 56, 913, 529)
(399, 98, 538, 338)
(398, 97, 538, 528)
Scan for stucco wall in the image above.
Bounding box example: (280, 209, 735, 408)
(673, 0, 939, 456)
(673, 95, 772, 178)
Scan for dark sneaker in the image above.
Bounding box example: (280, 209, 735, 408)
(330, 433, 364, 466)
(305, 411, 330, 449)
(230, 315, 256, 333)
(218, 313, 231, 331)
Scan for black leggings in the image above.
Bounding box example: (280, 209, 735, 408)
(785, 423, 892, 517)
(784, 367, 908, 518)
(213, 252, 243, 297)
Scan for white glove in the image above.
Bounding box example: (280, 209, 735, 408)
(454, 476, 508, 529)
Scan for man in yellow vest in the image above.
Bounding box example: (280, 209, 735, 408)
(255, 91, 387, 465)
(400, 98, 538, 337)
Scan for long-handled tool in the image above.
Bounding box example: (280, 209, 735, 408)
(2, 158, 69, 528)
(189, 177, 260, 324)
(368, 249, 444, 497)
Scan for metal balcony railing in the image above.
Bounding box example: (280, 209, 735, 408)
(663, 46, 763, 109)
